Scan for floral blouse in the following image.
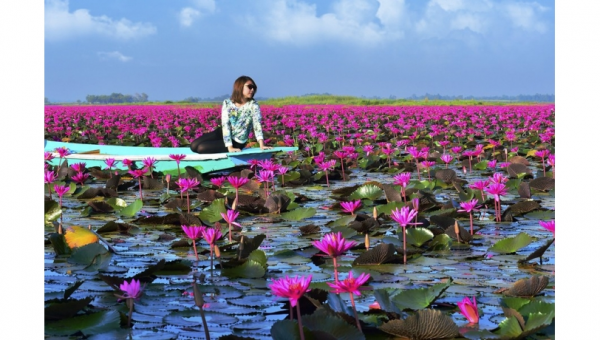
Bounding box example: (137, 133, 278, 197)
(221, 99, 264, 147)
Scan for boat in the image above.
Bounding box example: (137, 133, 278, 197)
(44, 140, 297, 174)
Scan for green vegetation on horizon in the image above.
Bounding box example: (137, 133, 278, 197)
(47, 94, 553, 107)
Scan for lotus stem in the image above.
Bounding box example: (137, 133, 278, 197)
(349, 293, 362, 333)
(469, 213, 474, 235)
(333, 257, 339, 283)
(47, 183, 53, 199)
(296, 304, 305, 340)
(192, 240, 199, 261)
(403, 226, 407, 264)
(228, 223, 232, 243)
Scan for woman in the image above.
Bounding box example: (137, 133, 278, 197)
(190, 76, 271, 154)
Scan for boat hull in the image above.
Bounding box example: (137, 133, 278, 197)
(44, 140, 297, 174)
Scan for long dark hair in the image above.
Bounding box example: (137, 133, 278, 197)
(230, 75, 257, 104)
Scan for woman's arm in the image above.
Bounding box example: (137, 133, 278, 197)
(251, 102, 271, 150)
(221, 101, 237, 151)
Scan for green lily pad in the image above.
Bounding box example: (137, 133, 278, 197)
(405, 228, 434, 247)
(45, 297, 93, 321)
(118, 199, 143, 218)
(105, 197, 128, 211)
(221, 259, 267, 279)
(45, 310, 120, 336)
(524, 311, 555, 332)
(495, 316, 523, 338)
(271, 319, 305, 340)
(458, 188, 475, 202)
(489, 232, 533, 253)
(328, 215, 356, 227)
(198, 198, 227, 223)
(429, 234, 453, 251)
(523, 210, 555, 220)
(390, 280, 452, 311)
(280, 207, 316, 221)
(45, 200, 61, 223)
(302, 307, 365, 340)
(519, 300, 555, 316)
(48, 233, 71, 256)
(68, 243, 109, 266)
(280, 171, 301, 183)
(461, 329, 501, 340)
(500, 297, 532, 311)
(376, 201, 406, 215)
(347, 184, 383, 201)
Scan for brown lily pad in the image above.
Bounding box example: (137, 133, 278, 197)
(529, 177, 555, 191)
(380, 309, 460, 340)
(434, 169, 457, 183)
(501, 275, 549, 297)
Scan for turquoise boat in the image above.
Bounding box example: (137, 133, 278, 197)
(44, 140, 297, 175)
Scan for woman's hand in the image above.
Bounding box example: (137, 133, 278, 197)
(228, 146, 241, 153)
(258, 139, 272, 150)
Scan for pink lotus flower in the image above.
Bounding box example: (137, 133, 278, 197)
(317, 159, 336, 187)
(44, 151, 55, 162)
(169, 154, 186, 176)
(486, 183, 507, 222)
(122, 158, 134, 170)
(182, 225, 206, 260)
(489, 172, 508, 184)
(313, 232, 356, 283)
(469, 179, 489, 201)
(340, 200, 361, 216)
(270, 274, 312, 340)
(539, 220, 555, 237)
(221, 209, 241, 242)
(129, 169, 146, 199)
(440, 154, 454, 168)
(457, 296, 479, 324)
(458, 199, 481, 235)
(55, 147, 71, 158)
(327, 271, 370, 332)
(210, 176, 227, 188)
(227, 176, 249, 188)
(327, 271, 370, 296)
(270, 274, 312, 308)
(362, 145, 374, 156)
(116, 278, 146, 328)
(393, 172, 411, 202)
(70, 162, 87, 173)
(391, 206, 421, 264)
(142, 157, 157, 178)
(202, 227, 222, 246)
(119, 278, 145, 300)
(72, 172, 89, 186)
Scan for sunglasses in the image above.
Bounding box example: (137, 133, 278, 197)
(245, 84, 256, 90)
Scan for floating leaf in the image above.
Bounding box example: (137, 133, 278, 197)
(45, 200, 61, 223)
(376, 201, 406, 215)
(64, 226, 99, 249)
(68, 243, 108, 266)
(347, 184, 383, 201)
(221, 259, 266, 279)
(489, 232, 533, 253)
(353, 243, 398, 266)
(45, 297, 93, 321)
(373, 288, 402, 314)
(118, 199, 143, 218)
(45, 310, 120, 336)
(500, 297, 532, 311)
(495, 316, 523, 338)
(391, 280, 452, 311)
(405, 228, 434, 247)
(271, 319, 305, 340)
(105, 197, 128, 211)
(380, 309, 459, 339)
(280, 207, 316, 221)
(328, 215, 356, 227)
(302, 307, 365, 340)
(429, 234, 453, 251)
(198, 198, 227, 223)
(523, 210, 555, 220)
(48, 233, 71, 256)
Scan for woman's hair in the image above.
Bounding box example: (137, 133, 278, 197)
(230, 75, 257, 103)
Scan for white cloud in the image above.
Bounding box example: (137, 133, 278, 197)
(45, 0, 156, 41)
(178, 0, 216, 27)
(241, 0, 551, 46)
(503, 2, 549, 33)
(243, 0, 398, 46)
(97, 51, 132, 62)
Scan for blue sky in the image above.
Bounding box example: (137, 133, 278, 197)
(44, 0, 555, 102)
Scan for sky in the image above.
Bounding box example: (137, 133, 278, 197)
(44, 0, 555, 102)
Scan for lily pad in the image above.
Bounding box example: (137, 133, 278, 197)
(347, 184, 384, 201)
(45, 310, 120, 336)
(198, 198, 227, 223)
(280, 207, 317, 221)
(390, 280, 452, 311)
(489, 232, 533, 254)
(405, 227, 434, 247)
(523, 210, 555, 220)
(118, 199, 143, 218)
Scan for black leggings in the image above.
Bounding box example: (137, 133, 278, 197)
(189, 127, 247, 154)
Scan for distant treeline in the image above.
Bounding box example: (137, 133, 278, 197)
(85, 93, 149, 104)
(402, 93, 555, 102)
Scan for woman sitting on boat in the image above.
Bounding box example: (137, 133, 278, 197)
(190, 75, 272, 154)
